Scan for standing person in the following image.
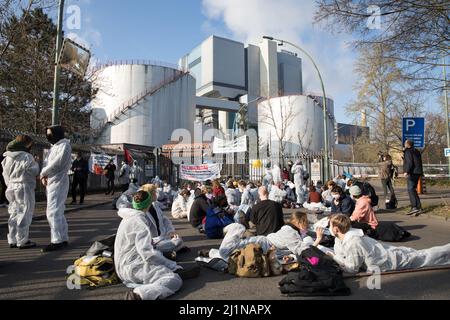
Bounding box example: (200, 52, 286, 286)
(119, 161, 131, 192)
(291, 160, 305, 206)
(71, 152, 89, 204)
(104, 158, 116, 195)
(0, 151, 8, 208)
(2, 135, 40, 249)
(40, 126, 72, 252)
(250, 186, 285, 236)
(379, 154, 396, 208)
(403, 140, 423, 216)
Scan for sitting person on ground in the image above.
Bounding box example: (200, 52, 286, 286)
(171, 189, 191, 219)
(250, 186, 285, 236)
(330, 186, 355, 216)
(205, 211, 326, 261)
(225, 181, 241, 212)
(348, 185, 378, 231)
(140, 184, 185, 255)
(303, 185, 326, 212)
(268, 182, 287, 204)
(114, 190, 183, 300)
(322, 181, 336, 207)
(238, 180, 255, 207)
(115, 179, 140, 209)
(284, 181, 298, 208)
(346, 179, 379, 208)
(212, 179, 225, 198)
(333, 175, 347, 190)
(249, 182, 260, 204)
(189, 188, 211, 231)
(328, 214, 450, 273)
(205, 195, 234, 239)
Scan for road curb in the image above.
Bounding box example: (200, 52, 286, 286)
(0, 201, 112, 228)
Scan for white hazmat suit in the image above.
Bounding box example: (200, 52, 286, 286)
(2, 151, 40, 246)
(171, 194, 189, 219)
(40, 138, 72, 244)
(292, 162, 305, 204)
(150, 202, 184, 253)
(333, 231, 450, 273)
(115, 208, 182, 300)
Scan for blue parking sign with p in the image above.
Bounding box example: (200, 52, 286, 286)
(402, 117, 425, 148)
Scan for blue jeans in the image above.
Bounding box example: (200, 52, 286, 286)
(407, 174, 422, 209)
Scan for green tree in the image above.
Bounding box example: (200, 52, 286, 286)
(0, 8, 95, 136)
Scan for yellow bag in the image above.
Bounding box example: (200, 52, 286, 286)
(71, 256, 120, 288)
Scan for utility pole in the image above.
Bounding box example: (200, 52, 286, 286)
(52, 0, 65, 126)
(443, 56, 450, 180)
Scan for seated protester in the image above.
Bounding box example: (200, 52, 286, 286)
(140, 184, 185, 254)
(348, 185, 378, 231)
(328, 214, 450, 273)
(207, 212, 326, 261)
(330, 186, 355, 216)
(115, 180, 140, 209)
(189, 188, 211, 230)
(114, 191, 182, 300)
(333, 175, 347, 191)
(347, 179, 379, 208)
(238, 180, 255, 207)
(269, 182, 287, 204)
(205, 195, 234, 239)
(212, 179, 225, 198)
(248, 182, 260, 204)
(322, 181, 336, 207)
(284, 182, 298, 204)
(303, 185, 327, 212)
(202, 185, 214, 201)
(250, 186, 285, 236)
(225, 181, 241, 211)
(171, 189, 191, 219)
(162, 181, 174, 204)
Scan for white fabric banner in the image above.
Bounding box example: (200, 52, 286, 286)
(213, 136, 247, 154)
(89, 153, 118, 175)
(180, 164, 221, 182)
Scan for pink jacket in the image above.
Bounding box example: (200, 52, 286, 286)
(350, 196, 379, 229)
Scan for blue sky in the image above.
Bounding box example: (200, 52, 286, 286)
(61, 0, 438, 124)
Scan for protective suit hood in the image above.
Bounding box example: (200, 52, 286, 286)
(118, 208, 145, 220)
(4, 151, 29, 160)
(342, 228, 364, 242)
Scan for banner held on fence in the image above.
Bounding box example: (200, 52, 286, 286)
(180, 164, 221, 182)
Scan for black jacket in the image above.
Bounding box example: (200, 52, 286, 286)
(403, 147, 423, 175)
(189, 194, 211, 227)
(72, 158, 89, 179)
(250, 200, 285, 236)
(331, 194, 355, 216)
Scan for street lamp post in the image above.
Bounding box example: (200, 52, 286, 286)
(52, 0, 65, 126)
(443, 56, 450, 180)
(263, 36, 330, 182)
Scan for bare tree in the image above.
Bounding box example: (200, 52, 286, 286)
(259, 96, 299, 165)
(314, 0, 449, 91)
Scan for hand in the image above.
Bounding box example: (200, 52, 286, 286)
(282, 256, 293, 264)
(325, 251, 335, 258)
(41, 176, 48, 187)
(315, 227, 325, 241)
(169, 232, 179, 239)
(403, 173, 409, 178)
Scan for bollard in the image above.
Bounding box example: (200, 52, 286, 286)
(417, 176, 425, 195)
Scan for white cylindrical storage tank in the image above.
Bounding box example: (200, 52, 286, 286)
(91, 63, 196, 147)
(257, 95, 335, 156)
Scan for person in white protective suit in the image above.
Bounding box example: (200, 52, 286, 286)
(171, 189, 191, 219)
(2, 135, 40, 249)
(291, 160, 305, 205)
(272, 164, 282, 185)
(206, 211, 325, 261)
(114, 190, 183, 300)
(262, 169, 274, 193)
(328, 214, 450, 273)
(40, 126, 72, 252)
(268, 182, 287, 204)
(118, 161, 131, 192)
(140, 184, 186, 255)
(115, 181, 140, 209)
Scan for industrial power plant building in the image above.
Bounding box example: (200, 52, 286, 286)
(90, 36, 335, 156)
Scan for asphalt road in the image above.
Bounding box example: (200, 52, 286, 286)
(0, 196, 449, 300)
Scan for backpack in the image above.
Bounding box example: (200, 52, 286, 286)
(228, 244, 281, 278)
(204, 207, 234, 239)
(278, 247, 351, 297)
(385, 193, 398, 210)
(68, 255, 120, 289)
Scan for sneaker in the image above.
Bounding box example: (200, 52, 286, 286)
(41, 242, 65, 252)
(124, 289, 141, 300)
(197, 249, 210, 258)
(18, 241, 37, 249)
(407, 208, 420, 216)
(414, 209, 423, 217)
(175, 265, 201, 280)
(9, 244, 17, 249)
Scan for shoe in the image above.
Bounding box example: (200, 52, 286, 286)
(414, 209, 423, 217)
(124, 289, 141, 300)
(79, 201, 84, 205)
(70, 200, 76, 205)
(407, 208, 420, 216)
(9, 244, 17, 249)
(163, 251, 177, 261)
(175, 265, 201, 280)
(62, 241, 69, 247)
(197, 249, 210, 258)
(18, 241, 36, 249)
(41, 242, 65, 252)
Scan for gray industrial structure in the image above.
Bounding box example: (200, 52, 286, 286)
(90, 36, 336, 158)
